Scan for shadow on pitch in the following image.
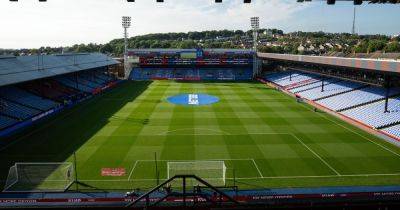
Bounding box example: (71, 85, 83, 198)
(0, 81, 152, 192)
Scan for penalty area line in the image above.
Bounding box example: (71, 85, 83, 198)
(127, 161, 138, 181)
(134, 158, 254, 162)
(78, 172, 400, 182)
(251, 159, 264, 178)
(290, 133, 341, 176)
(298, 102, 400, 158)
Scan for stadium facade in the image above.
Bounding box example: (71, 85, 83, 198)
(0, 53, 119, 137)
(259, 53, 400, 143)
(127, 48, 255, 81)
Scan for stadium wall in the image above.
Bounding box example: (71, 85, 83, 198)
(1, 185, 400, 208)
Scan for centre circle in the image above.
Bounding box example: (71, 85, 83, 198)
(167, 94, 219, 106)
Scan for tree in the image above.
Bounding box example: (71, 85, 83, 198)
(384, 42, 400, 53)
(367, 40, 386, 53)
(100, 44, 113, 54)
(179, 40, 197, 49)
(353, 41, 369, 53)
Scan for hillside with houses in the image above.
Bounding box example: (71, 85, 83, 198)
(1, 29, 399, 60)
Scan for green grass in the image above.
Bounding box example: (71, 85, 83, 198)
(1, 80, 400, 191)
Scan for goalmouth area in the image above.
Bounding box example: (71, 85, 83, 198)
(1, 80, 400, 192)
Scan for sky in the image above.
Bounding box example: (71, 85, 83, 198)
(0, 0, 399, 49)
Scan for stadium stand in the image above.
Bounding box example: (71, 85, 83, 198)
(317, 86, 400, 111)
(130, 67, 253, 81)
(0, 86, 59, 111)
(382, 124, 400, 139)
(297, 80, 366, 101)
(128, 49, 254, 81)
(55, 76, 93, 93)
(57, 75, 96, 93)
(264, 70, 400, 139)
(0, 53, 119, 134)
(0, 99, 41, 121)
(264, 71, 319, 89)
(341, 97, 400, 128)
(0, 115, 17, 130)
(290, 78, 337, 93)
(57, 70, 116, 93)
(21, 80, 80, 102)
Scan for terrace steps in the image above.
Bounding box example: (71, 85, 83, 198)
(286, 79, 321, 91)
(0, 112, 20, 121)
(378, 119, 400, 130)
(337, 97, 384, 112)
(0, 96, 44, 112)
(338, 92, 400, 112)
(19, 85, 61, 103)
(314, 84, 369, 101)
(293, 79, 340, 94)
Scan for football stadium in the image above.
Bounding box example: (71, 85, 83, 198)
(1, 0, 400, 209)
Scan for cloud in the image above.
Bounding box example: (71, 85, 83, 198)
(0, 0, 307, 49)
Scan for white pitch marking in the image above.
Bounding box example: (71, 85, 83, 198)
(251, 159, 264, 178)
(228, 172, 400, 180)
(290, 133, 341, 176)
(325, 116, 400, 157)
(156, 131, 290, 136)
(135, 158, 253, 162)
(127, 161, 138, 181)
(78, 172, 400, 182)
(299, 103, 400, 157)
(158, 128, 232, 135)
(188, 94, 199, 105)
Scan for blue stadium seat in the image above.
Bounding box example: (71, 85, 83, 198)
(0, 86, 59, 111)
(383, 124, 400, 139)
(297, 80, 364, 100)
(341, 96, 400, 128)
(0, 115, 18, 130)
(129, 67, 253, 81)
(0, 99, 41, 120)
(265, 70, 400, 138)
(318, 86, 400, 111)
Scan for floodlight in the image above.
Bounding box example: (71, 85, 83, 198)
(250, 17, 259, 30)
(122, 16, 131, 28)
(122, 16, 131, 79)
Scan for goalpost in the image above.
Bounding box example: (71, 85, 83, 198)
(3, 162, 74, 192)
(167, 161, 226, 186)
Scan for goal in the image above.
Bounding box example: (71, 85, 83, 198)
(3, 162, 74, 192)
(167, 161, 226, 186)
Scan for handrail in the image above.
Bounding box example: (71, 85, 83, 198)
(125, 174, 239, 208)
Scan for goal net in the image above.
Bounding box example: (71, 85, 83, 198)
(167, 161, 226, 187)
(3, 162, 74, 192)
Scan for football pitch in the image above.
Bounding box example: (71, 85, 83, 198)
(1, 80, 400, 191)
